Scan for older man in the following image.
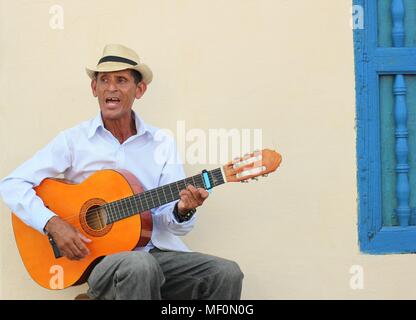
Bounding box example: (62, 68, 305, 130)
(0, 44, 243, 299)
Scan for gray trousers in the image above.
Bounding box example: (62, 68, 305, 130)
(86, 248, 244, 300)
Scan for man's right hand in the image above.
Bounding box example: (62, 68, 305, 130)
(44, 216, 92, 261)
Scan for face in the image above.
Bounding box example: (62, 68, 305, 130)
(91, 69, 147, 121)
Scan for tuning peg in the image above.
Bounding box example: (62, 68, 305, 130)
(251, 177, 258, 181)
(241, 180, 249, 183)
(262, 174, 268, 177)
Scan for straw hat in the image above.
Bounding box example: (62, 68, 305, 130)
(86, 44, 153, 84)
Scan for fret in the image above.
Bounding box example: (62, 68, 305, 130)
(210, 168, 225, 187)
(105, 202, 114, 224)
(169, 184, 176, 201)
(161, 185, 168, 203)
(137, 195, 145, 212)
(175, 180, 184, 194)
(123, 199, 130, 216)
(195, 175, 204, 189)
(176, 181, 182, 193)
(143, 191, 150, 211)
(127, 197, 137, 215)
(200, 174, 206, 188)
(113, 201, 121, 222)
(208, 171, 214, 188)
(150, 189, 159, 208)
(109, 201, 117, 223)
(143, 190, 152, 210)
(120, 199, 128, 219)
(168, 183, 175, 201)
(114, 199, 123, 221)
(191, 176, 197, 188)
(185, 178, 191, 187)
(156, 189, 162, 208)
(116, 199, 123, 220)
(160, 187, 167, 204)
(137, 193, 147, 212)
(127, 197, 134, 215)
(146, 190, 153, 209)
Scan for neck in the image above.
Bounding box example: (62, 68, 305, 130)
(105, 167, 226, 224)
(102, 111, 137, 144)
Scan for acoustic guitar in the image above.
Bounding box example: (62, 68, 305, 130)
(12, 149, 281, 289)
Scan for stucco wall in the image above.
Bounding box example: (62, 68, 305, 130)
(2, 0, 413, 299)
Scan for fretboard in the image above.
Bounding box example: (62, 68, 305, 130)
(105, 168, 225, 224)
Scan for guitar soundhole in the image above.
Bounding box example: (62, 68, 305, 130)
(80, 198, 112, 237)
(86, 205, 107, 231)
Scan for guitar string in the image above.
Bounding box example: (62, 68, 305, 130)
(58, 168, 224, 225)
(59, 183, 223, 227)
(56, 170, 224, 226)
(55, 172, 222, 226)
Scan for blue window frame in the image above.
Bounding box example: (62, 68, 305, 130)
(354, 0, 416, 253)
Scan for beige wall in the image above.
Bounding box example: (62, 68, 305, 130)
(1, 0, 414, 300)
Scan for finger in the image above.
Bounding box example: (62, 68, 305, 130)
(62, 246, 78, 261)
(187, 187, 205, 205)
(180, 193, 191, 207)
(189, 185, 207, 199)
(180, 193, 196, 211)
(55, 239, 77, 260)
(78, 232, 92, 244)
(184, 191, 199, 206)
(186, 184, 198, 194)
(68, 241, 84, 260)
(192, 187, 207, 201)
(185, 185, 199, 199)
(74, 237, 90, 257)
(197, 188, 209, 199)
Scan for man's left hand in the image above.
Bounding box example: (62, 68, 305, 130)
(178, 185, 209, 214)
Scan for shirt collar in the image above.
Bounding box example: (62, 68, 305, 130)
(88, 111, 152, 139)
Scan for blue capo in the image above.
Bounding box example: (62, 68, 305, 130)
(202, 170, 212, 193)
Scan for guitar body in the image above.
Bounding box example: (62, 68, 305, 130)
(12, 169, 152, 290)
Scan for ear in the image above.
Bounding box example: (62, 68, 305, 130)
(91, 79, 98, 97)
(135, 82, 147, 100)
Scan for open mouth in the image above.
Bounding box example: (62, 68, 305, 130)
(105, 97, 121, 106)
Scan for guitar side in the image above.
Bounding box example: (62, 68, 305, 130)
(12, 169, 152, 290)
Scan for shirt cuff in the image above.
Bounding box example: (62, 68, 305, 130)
(32, 205, 58, 234)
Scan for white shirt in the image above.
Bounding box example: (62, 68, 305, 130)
(0, 111, 196, 252)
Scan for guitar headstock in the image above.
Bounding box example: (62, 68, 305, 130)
(222, 149, 282, 183)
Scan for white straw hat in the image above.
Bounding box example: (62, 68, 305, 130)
(86, 44, 153, 84)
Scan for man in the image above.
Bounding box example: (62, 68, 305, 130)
(0, 44, 243, 299)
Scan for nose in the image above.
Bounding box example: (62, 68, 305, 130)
(106, 79, 119, 92)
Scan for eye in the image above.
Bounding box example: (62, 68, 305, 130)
(118, 77, 127, 83)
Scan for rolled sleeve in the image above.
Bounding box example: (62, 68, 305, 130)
(152, 201, 196, 236)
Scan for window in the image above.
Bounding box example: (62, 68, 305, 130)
(355, 0, 416, 253)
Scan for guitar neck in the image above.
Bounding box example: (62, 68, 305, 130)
(106, 167, 226, 224)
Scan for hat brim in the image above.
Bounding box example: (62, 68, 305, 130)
(86, 61, 153, 85)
